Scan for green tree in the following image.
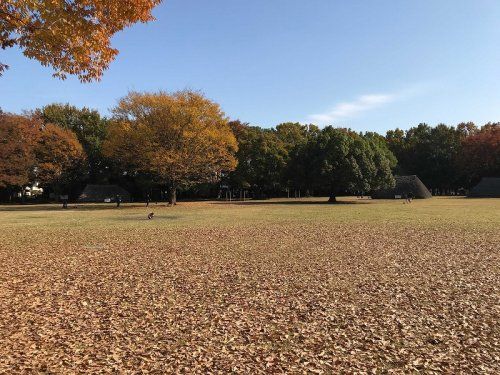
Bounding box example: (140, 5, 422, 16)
(36, 104, 108, 182)
(278, 123, 320, 194)
(385, 128, 407, 174)
(363, 132, 397, 170)
(228, 121, 287, 197)
(300, 127, 395, 201)
(386, 123, 463, 192)
(275, 122, 319, 150)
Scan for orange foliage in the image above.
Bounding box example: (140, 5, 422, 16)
(0, 113, 85, 189)
(460, 123, 500, 178)
(32, 123, 86, 185)
(104, 90, 238, 201)
(1, 0, 162, 81)
(0, 113, 34, 188)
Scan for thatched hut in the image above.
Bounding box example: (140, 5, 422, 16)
(78, 184, 131, 203)
(468, 177, 500, 198)
(371, 175, 432, 199)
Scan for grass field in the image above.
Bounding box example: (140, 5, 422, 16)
(0, 197, 499, 373)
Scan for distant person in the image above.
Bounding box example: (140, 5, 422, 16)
(116, 194, 121, 208)
(407, 191, 414, 203)
(146, 193, 151, 207)
(61, 195, 68, 209)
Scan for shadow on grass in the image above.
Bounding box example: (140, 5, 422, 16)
(212, 200, 369, 206)
(109, 215, 182, 222)
(0, 204, 153, 212)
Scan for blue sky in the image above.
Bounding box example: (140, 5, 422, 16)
(1, 0, 499, 133)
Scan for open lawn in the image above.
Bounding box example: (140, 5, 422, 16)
(0, 197, 499, 373)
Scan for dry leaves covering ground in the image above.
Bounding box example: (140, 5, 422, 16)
(0, 198, 498, 373)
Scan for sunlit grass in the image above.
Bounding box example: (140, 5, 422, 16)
(0, 196, 498, 230)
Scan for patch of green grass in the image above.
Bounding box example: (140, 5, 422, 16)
(0, 196, 498, 231)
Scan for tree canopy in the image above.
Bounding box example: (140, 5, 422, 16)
(1, 96, 498, 202)
(0, 113, 34, 189)
(0, 0, 162, 81)
(103, 90, 238, 204)
(35, 104, 109, 181)
(227, 121, 321, 197)
(228, 122, 288, 196)
(385, 122, 498, 192)
(0, 112, 85, 196)
(458, 123, 500, 186)
(32, 123, 86, 188)
(290, 127, 395, 201)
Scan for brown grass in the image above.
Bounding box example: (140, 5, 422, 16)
(0, 197, 499, 373)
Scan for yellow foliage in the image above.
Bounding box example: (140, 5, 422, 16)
(33, 123, 86, 184)
(104, 90, 238, 190)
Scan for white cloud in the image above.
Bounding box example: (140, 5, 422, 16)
(307, 84, 430, 126)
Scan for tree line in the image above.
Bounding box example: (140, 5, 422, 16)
(1, 90, 498, 203)
(227, 120, 498, 199)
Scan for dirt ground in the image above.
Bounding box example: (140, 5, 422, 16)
(0, 197, 498, 373)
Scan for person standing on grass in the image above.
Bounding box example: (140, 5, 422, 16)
(407, 191, 414, 203)
(146, 193, 150, 207)
(116, 194, 121, 208)
(61, 195, 68, 209)
(406, 191, 413, 203)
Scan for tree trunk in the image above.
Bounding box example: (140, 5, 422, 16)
(168, 187, 177, 205)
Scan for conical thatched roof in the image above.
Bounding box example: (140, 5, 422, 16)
(78, 184, 131, 203)
(371, 175, 432, 199)
(468, 177, 500, 198)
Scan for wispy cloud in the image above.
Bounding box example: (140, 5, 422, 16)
(307, 84, 430, 126)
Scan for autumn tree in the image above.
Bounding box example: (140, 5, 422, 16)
(459, 123, 500, 187)
(103, 90, 238, 205)
(0, 113, 85, 199)
(35, 103, 109, 181)
(0, 0, 162, 81)
(32, 123, 86, 191)
(0, 113, 34, 196)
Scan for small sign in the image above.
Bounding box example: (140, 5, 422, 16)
(394, 195, 401, 199)
(104, 198, 111, 203)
